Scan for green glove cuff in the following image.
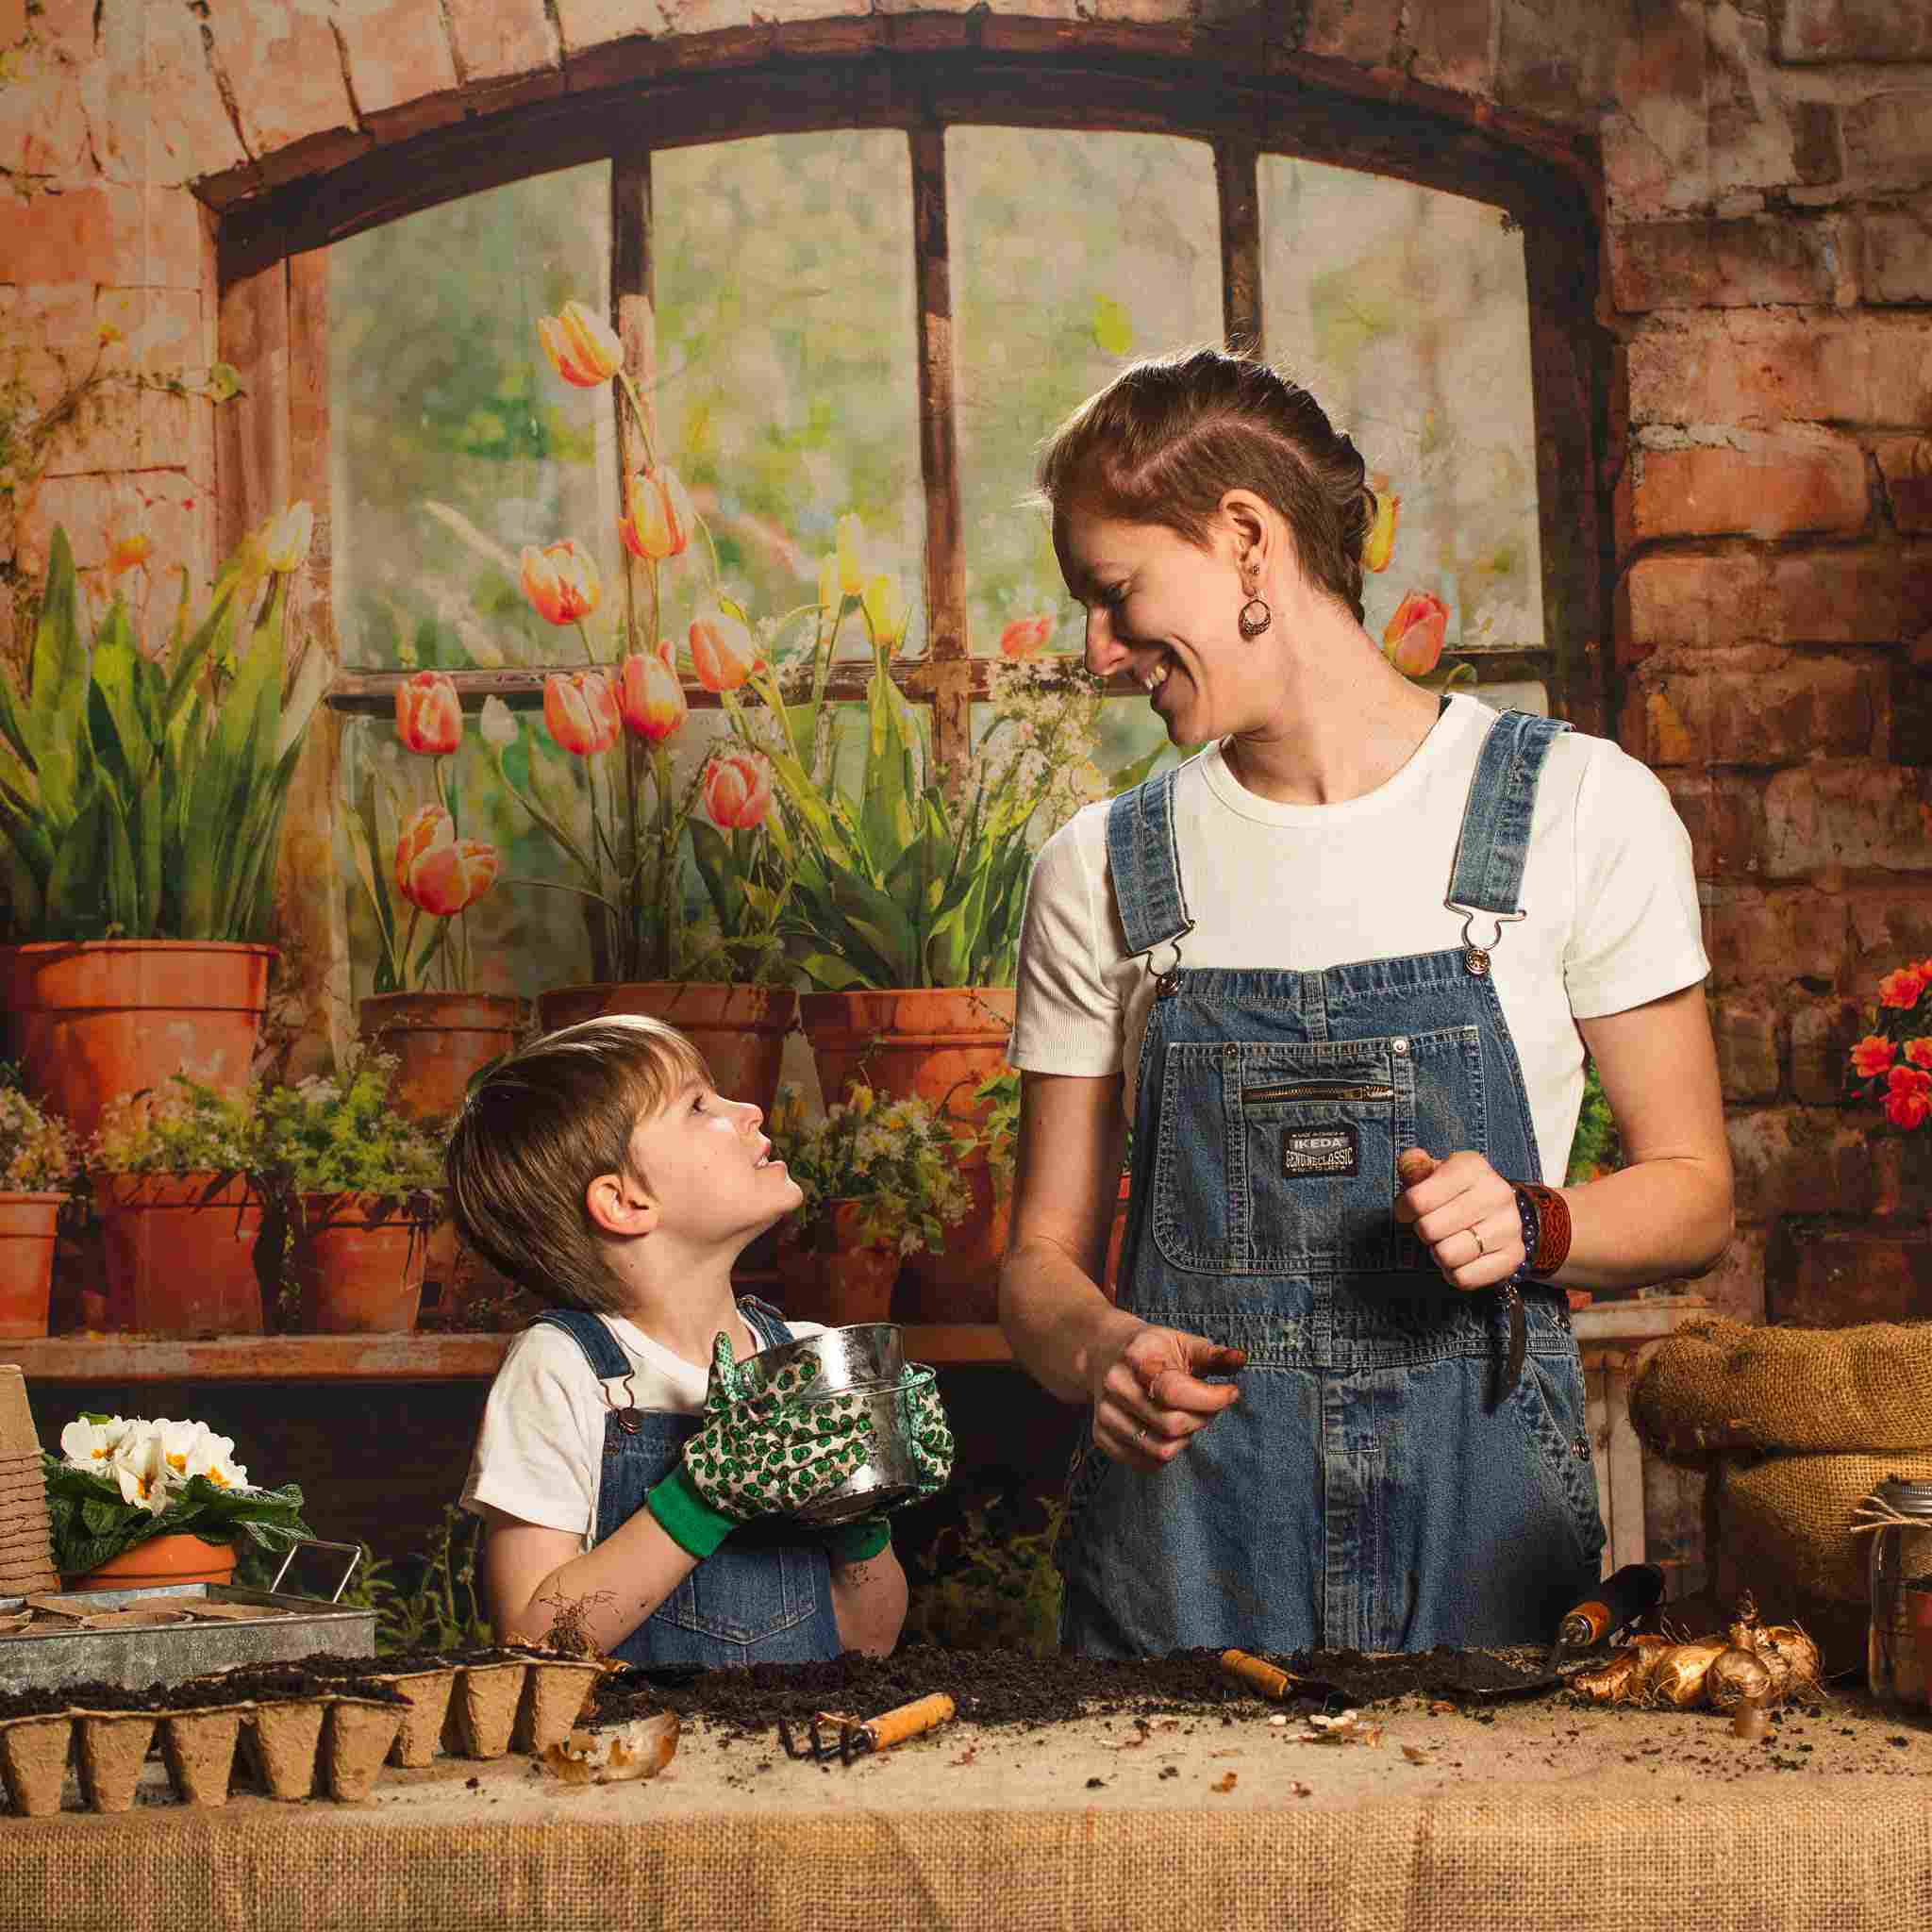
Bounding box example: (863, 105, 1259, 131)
(824, 1519, 891, 1566)
(646, 1464, 737, 1560)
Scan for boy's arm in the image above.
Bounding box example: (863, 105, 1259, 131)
(479, 1502, 702, 1652)
(826, 1539, 908, 1657)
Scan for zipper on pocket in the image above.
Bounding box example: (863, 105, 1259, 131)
(1241, 1080, 1395, 1105)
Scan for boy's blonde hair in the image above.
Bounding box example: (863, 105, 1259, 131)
(445, 1015, 708, 1314)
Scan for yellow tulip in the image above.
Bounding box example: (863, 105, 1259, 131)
(537, 300, 623, 388)
(1363, 475, 1400, 575)
(835, 513, 866, 596)
(862, 573, 908, 653)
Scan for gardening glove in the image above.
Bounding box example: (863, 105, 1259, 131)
(646, 1333, 876, 1560)
(824, 1365, 956, 1549)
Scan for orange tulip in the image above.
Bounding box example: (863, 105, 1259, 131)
(703, 750, 772, 831)
(1363, 477, 1401, 574)
(398, 821, 500, 917)
(1879, 966, 1927, 1010)
(394, 670, 463, 757)
(1884, 1064, 1932, 1131)
(537, 301, 623, 388)
(107, 534, 153, 577)
(619, 465, 695, 562)
(618, 644, 687, 744)
(689, 608, 760, 693)
(1381, 590, 1448, 678)
(1851, 1034, 1896, 1079)
(998, 614, 1055, 660)
(520, 540, 601, 626)
(542, 669, 621, 757)
(393, 803, 454, 900)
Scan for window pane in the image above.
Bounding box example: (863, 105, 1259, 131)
(950, 128, 1222, 658)
(330, 165, 614, 672)
(653, 132, 923, 667)
(1259, 158, 1543, 662)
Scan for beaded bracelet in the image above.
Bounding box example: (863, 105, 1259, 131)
(1509, 1185, 1541, 1285)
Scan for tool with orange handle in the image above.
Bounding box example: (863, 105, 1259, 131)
(777, 1692, 957, 1765)
(1468, 1563, 1667, 1700)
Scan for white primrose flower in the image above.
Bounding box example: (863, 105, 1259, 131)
(108, 1427, 172, 1515)
(59, 1415, 132, 1467)
(154, 1417, 218, 1484)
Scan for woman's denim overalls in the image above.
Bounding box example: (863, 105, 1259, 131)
(533, 1295, 841, 1668)
(1058, 708, 1607, 1658)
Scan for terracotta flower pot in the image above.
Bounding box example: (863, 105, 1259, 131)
(0, 1191, 66, 1339)
(96, 1173, 264, 1336)
(297, 1193, 429, 1334)
(357, 991, 525, 1124)
(67, 1531, 238, 1592)
(783, 1199, 901, 1328)
(797, 989, 1015, 1324)
(536, 981, 797, 1123)
(0, 941, 273, 1142)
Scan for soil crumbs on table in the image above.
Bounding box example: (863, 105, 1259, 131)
(591, 1643, 1548, 1740)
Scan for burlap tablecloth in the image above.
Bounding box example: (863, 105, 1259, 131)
(7, 1697, 1930, 1929)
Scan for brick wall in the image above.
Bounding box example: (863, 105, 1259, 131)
(2, 0, 1929, 1338)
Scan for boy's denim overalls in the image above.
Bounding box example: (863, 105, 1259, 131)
(535, 1294, 841, 1668)
(1058, 708, 1607, 1658)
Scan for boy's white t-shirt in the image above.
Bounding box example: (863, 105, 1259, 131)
(1010, 693, 1708, 1185)
(458, 1307, 828, 1546)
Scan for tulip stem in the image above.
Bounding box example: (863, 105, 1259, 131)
(399, 905, 423, 995)
(616, 371, 657, 472)
(575, 620, 596, 668)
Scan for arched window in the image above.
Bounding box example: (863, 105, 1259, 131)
(222, 49, 1607, 1005)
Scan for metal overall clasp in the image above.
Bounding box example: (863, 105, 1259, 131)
(1148, 933, 1188, 1000)
(1445, 903, 1525, 978)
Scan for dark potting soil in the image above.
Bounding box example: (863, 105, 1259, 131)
(0, 1685, 83, 1721)
(29, 1679, 153, 1715)
(590, 1642, 1553, 1740)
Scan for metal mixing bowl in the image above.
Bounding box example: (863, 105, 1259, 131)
(736, 1324, 919, 1525)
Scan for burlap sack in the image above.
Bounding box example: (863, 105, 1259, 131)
(1712, 1448, 1932, 1607)
(1629, 1316, 1932, 1464)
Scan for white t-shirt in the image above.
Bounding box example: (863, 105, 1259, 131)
(1010, 693, 1708, 1185)
(458, 1307, 827, 1545)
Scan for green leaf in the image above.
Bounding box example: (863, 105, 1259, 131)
(43, 791, 111, 940)
(25, 527, 92, 826)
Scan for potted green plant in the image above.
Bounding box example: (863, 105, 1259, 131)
(90, 1075, 267, 1337)
(708, 566, 1105, 1314)
(0, 1065, 77, 1339)
(0, 515, 325, 1140)
(439, 300, 800, 1122)
(259, 1057, 446, 1334)
(348, 672, 524, 1124)
(43, 1412, 310, 1591)
(769, 1081, 972, 1327)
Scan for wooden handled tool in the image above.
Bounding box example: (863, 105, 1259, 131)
(1220, 1650, 1294, 1701)
(778, 1692, 958, 1765)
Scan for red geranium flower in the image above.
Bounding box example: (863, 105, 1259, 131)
(1878, 966, 1927, 1010)
(1851, 1035, 1896, 1080)
(1884, 1064, 1932, 1131)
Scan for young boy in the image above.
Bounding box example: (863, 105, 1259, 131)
(449, 1015, 948, 1665)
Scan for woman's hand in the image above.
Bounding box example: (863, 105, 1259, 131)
(1089, 1322, 1246, 1472)
(1392, 1145, 1524, 1290)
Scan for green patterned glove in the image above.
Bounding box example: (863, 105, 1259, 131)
(823, 1365, 957, 1537)
(646, 1334, 876, 1559)
(906, 1365, 954, 1499)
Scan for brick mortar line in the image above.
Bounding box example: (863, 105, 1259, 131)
(437, 0, 470, 90)
(328, 19, 369, 132)
(196, 18, 258, 176)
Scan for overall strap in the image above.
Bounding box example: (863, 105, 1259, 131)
(1444, 710, 1573, 918)
(1105, 766, 1194, 959)
(530, 1307, 633, 1381)
(738, 1294, 793, 1350)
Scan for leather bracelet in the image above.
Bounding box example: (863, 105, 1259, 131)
(1511, 1181, 1572, 1279)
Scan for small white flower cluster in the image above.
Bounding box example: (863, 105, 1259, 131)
(58, 1415, 251, 1517)
(0, 1086, 77, 1191)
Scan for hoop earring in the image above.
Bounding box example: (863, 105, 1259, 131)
(1238, 597, 1273, 641)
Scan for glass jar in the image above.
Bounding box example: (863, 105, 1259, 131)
(1866, 1477, 1932, 1711)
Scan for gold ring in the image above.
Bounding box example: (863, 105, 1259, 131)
(1471, 1226, 1487, 1257)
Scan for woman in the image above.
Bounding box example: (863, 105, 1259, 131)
(999, 348, 1732, 1659)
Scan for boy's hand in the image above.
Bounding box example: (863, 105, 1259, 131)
(647, 1335, 875, 1557)
(905, 1366, 954, 1499)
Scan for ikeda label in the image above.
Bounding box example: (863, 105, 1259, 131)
(1281, 1124, 1358, 1178)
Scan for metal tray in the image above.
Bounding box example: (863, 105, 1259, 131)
(0, 1543, 376, 1696)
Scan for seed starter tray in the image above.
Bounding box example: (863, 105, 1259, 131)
(0, 1584, 375, 1696)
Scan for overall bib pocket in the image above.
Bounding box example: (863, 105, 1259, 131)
(1150, 1031, 1487, 1276)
